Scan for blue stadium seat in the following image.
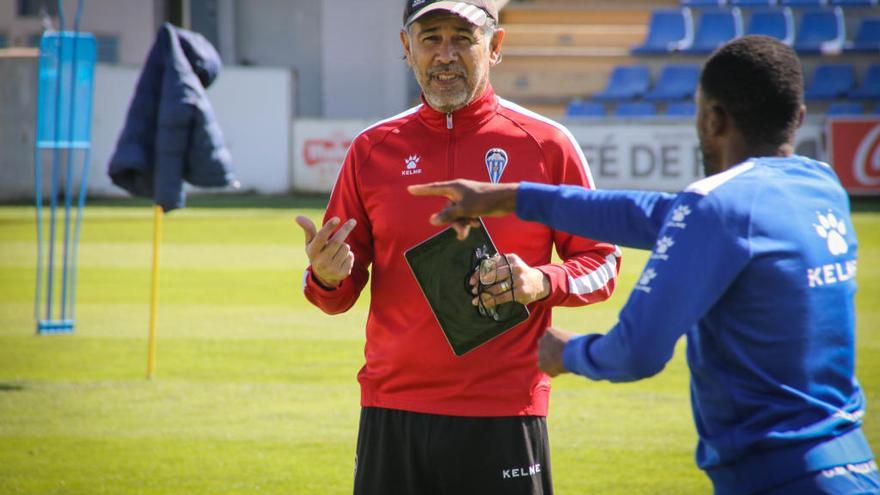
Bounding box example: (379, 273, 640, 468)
(794, 7, 845, 54)
(566, 100, 606, 118)
(731, 0, 777, 5)
(804, 64, 855, 100)
(632, 9, 695, 54)
(875, 104, 880, 114)
(665, 102, 697, 117)
(826, 103, 865, 115)
(615, 102, 658, 118)
(845, 17, 880, 53)
(683, 8, 744, 54)
(682, 0, 727, 5)
(746, 8, 795, 45)
(644, 65, 701, 101)
(781, 0, 827, 5)
(593, 65, 652, 102)
(849, 64, 880, 100)
(830, 0, 877, 5)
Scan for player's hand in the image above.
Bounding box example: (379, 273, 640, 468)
(538, 327, 574, 377)
(295, 216, 357, 289)
(470, 253, 551, 309)
(408, 180, 519, 240)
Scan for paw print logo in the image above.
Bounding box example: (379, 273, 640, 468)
(671, 205, 692, 223)
(638, 268, 658, 287)
(656, 236, 675, 254)
(405, 155, 421, 170)
(813, 211, 848, 256)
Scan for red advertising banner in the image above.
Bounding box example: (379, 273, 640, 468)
(828, 118, 880, 195)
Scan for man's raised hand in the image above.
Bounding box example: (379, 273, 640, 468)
(296, 216, 357, 289)
(407, 180, 519, 240)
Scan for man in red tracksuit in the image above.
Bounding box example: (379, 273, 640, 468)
(295, 1, 620, 493)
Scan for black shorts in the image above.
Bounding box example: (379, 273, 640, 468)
(353, 407, 553, 495)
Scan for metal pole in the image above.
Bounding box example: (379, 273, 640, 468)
(69, 146, 91, 320)
(45, 3, 67, 322)
(60, 1, 84, 321)
(33, 149, 44, 322)
(147, 205, 163, 379)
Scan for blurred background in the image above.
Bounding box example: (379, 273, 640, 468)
(0, 2, 877, 493)
(1, 0, 877, 201)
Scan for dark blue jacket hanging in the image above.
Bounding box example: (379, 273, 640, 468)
(107, 23, 236, 212)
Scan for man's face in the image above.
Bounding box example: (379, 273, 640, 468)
(401, 12, 502, 113)
(695, 87, 722, 177)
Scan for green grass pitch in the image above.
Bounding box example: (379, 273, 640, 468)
(0, 196, 877, 494)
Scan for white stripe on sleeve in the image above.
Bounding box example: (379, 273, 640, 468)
(567, 248, 621, 295)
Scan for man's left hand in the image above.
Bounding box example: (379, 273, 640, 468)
(469, 253, 551, 309)
(538, 327, 575, 377)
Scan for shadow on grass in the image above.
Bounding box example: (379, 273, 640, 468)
(852, 197, 880, 213)
(0, 383, 25, 392)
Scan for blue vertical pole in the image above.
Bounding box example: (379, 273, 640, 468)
(60, 1, 84, 322)
(33, 150, 43, 321)
(45, 6, 66, 322)
(69, 147, 91, 320)
(35, 0, 94, 334)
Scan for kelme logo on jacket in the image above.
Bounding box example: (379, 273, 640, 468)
(485, 148, 508, 183)
(807, 210, 856, 288)
(813, 210, 848, 256)
(402, 155, 423, 176)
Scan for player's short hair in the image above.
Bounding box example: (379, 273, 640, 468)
(700, 35, 803, 147)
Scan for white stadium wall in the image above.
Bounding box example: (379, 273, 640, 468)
(0, 57, 294, 201)
(291, 118, 827, 193)
(90, 65, 293, 197)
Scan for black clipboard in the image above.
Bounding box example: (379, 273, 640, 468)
(404, 219, 530, 356)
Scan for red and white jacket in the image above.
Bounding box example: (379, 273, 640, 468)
(304, 85, 620, 417)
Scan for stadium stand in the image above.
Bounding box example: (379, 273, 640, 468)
(849, 64, 880, 99)
(745, 8, 795, 45)
(682, 8, 744, 53)
(794, 7, 846, 54)
(846, 17, 880, 52)
(493, 3, 654, 113)
(631, 8, 695, 53)
(804, 63, 856, 100)
(826, 102, 866, 114)
(500, 0, 878, 120)
(615, 101, 658, 117)
(644, 64, 700, 101)
(592, 65, 652, 101)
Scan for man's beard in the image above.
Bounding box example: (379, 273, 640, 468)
(417, 64, 479, 113)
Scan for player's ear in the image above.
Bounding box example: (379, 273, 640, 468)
(400, 29, 413, 66)
(707, 104, 728, 138)
(489, 28, 505, 66)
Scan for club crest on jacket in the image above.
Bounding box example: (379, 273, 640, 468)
(485, 148, 508, 183)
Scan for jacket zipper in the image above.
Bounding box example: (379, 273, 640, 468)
(446, 113, 454, 179)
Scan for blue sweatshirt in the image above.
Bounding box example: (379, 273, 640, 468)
(517, 156, 874, 494)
